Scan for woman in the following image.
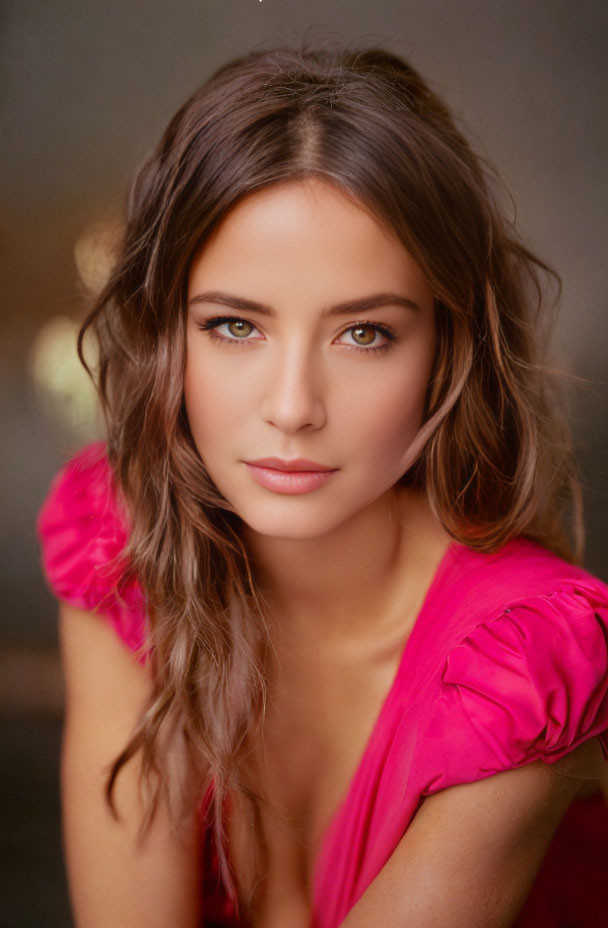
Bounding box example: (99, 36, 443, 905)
(37, 44, 608, 927)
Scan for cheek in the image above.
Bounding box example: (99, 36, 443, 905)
(184, 337, 253, 417)
(183, 353, 261, 471)
(183, 355, 220, 448)
(353, 385, 426, 461)
(344, 352, 434, 459)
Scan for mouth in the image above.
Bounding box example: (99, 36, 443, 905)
(243, 459, 339, 495)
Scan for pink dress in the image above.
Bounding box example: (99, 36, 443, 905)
(37, 443, 608, 927)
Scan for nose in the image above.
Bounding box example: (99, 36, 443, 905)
(259, 342, 327, 433)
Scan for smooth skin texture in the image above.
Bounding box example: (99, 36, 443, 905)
(340, 742, 600, 928)
(185, 178, 437, 544)
(184, 177, 446, 639)
(59, 602, 203, 928)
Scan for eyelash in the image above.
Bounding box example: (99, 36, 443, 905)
(197, 315, 398, 355)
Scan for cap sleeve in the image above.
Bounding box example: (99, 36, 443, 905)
(421, 581, 608, 794)
(36, 442, 147, 657)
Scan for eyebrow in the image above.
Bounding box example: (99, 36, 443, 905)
(188, 290, 421, 317)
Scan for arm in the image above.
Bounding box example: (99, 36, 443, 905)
(340, 737, 602, 928)
(59, 602, 204, 928)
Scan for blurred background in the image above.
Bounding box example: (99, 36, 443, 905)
(2, 0, 606, 924)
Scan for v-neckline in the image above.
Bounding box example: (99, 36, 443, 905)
(215, 538, 466, 918)
(310, 536, 464, 894)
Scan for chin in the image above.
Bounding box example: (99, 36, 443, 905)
(236, 489, 389, 542)
(241, 510, 344, 542)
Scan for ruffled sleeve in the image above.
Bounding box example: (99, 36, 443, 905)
(36, 442, 147, 657)
(420, 581, 608, 794)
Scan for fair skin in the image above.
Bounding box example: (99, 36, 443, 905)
(61, 178, 602, 927)
(59, 602, 203, 928)
(184, 177, 442, 641)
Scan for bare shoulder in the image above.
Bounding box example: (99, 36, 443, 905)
(59, 600, 151, 723)
(58, 603, 203, 927)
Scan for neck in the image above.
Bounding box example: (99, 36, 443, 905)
(241, 486, 448, 641)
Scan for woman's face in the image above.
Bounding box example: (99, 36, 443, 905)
(184, 178, 436, 540)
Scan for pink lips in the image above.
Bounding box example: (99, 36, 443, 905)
(244, 458, 338, 494)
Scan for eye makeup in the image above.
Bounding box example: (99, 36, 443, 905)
(196, 314, 399, 355)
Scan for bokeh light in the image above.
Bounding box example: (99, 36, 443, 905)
(28, 215, 122, 441)
(28, 314, 102, 441)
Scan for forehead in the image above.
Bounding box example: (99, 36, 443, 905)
(187, 179, 432, 304)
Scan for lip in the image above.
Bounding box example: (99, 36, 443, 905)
(246, 457, 337, 473)
(244, 460, 338, 495)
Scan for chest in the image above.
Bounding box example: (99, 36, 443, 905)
(224, 632, 407, 926)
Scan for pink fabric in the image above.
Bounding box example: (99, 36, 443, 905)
(37, 442, 147, 656)
(37, 443, 608, 927)
(310, 545, 608, 926)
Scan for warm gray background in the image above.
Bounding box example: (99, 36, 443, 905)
(1, 1, 606, 925)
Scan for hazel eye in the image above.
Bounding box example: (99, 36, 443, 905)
(197, 315, 261, 343)
(338, 323, 396, 353)
(349, 325, 377, 347)
(224, 319, 254, 338)
(198, 315, 398, 355)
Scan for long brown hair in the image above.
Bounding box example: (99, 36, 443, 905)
(78, 41, 583, 916)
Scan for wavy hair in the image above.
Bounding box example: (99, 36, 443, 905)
(78, 42, 583, 916)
